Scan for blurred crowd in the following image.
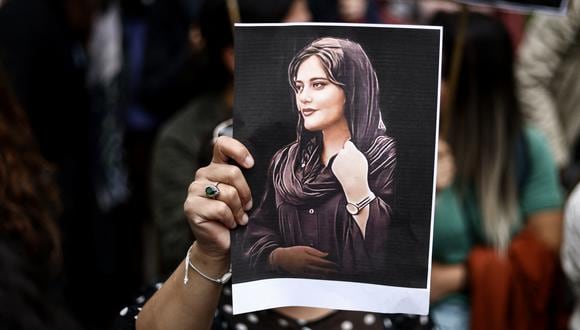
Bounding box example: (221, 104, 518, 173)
(0, 0, 579, 329)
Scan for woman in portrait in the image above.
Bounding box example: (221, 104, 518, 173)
(243, 37, 397, 280)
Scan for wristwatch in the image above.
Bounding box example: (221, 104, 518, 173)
(345, 192, 376, 215)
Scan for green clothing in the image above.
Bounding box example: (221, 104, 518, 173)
(432, 128, 563, 306)
(150, 93, 230, 275)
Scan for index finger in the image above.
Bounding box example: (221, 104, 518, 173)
(213, 136, 254, 168)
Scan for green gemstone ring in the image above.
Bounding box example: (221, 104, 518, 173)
(204, 183, 221, 198)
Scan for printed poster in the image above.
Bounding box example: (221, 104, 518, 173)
(231, 23, 441, 315)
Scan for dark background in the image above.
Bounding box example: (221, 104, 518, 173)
(232, 24, 440, 289)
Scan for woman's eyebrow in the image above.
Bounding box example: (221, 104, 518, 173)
(294, 77, 329, 84)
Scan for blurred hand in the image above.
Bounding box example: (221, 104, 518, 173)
(332, 140, 371, 202)
(338, 0, 368, 22)
(437, 139, 455, 191)
(430, 262, 467, 303)
(270, 246, 338, 277)
(184, 136, 254, 261)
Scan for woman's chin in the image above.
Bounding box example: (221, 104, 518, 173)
(303, 123, 321, 132)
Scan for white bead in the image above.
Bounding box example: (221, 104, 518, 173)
(341, 320, 353, 330)
(364, 313, 376, 325)
(235, 323, 248, 330)
(247, 313, 259, 323)
(222, 304, 233, 314)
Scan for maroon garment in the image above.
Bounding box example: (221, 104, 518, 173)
(244, 135, 396, 281)
(467, 229, 564, 330)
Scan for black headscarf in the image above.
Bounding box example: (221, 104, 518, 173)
(272, 37, 389, 206)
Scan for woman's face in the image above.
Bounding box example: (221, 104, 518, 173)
(294, 56, 346, 132)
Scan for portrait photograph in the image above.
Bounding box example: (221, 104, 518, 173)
(231, 23, 441, 315)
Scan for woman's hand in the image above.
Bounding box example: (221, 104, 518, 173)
(332, 140, 373, 236)
(331, 140, 371, 202)
(436, 139, 455, 191)
(137, 137, 254, 330)
(184, 136, 255, 262)
(430, 262, 467, 303)
(270, 246, 338, 277)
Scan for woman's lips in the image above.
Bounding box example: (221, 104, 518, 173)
(302, 108, 316, 116)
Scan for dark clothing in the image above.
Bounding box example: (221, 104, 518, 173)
(244, 135, 396, 282)
(151, 93, 230, 274)
(115, 282, 435, 330)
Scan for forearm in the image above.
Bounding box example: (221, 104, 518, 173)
(430, 263, 467, 303)
(342, 181, 372, 237)
(527, 210, 563, 253)
(136, 243, 228, 330)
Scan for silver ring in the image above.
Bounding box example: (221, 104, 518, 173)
(204, 182, 221, 199)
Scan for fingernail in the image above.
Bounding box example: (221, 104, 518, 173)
(241, 213, 249, 225)
(244, 155, 254, 168)
(244, 200, 253, 211)
(231, 222, 237, 229)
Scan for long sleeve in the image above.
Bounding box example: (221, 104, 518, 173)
(242, 175, 283, 272)
(346, 136, 396, 275)
(516, 1, 580, 167)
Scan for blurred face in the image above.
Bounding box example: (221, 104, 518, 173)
(294, 56, 346, 132)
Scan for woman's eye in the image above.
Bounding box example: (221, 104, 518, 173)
(295, 85, 303, 92)
(312, 82, 325, 89)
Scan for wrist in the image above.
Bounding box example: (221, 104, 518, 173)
(190, 242, 230, 277)
(343, 185, 372, 203)
(268, 248, 282, 271)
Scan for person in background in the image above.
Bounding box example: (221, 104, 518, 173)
(563, 182, 580, 330)
(430, 11, 563, 330)
(0, 62, 80, 330)
(516, 0, 580, 191)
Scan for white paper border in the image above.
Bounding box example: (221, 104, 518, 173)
(232, 23, 442, 316)
(233, 279, 429, 315)
(236, 22, 443, 30)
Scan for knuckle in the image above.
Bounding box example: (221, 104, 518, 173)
(195, 167, 207, 180)
(220, 185, 235, 201)
(216, 203, 232, 220)
(227, 166, 242, 179)
(187, 181, 198, 194)
(183, 198, 196, 219)
(215, 135, 227, 147)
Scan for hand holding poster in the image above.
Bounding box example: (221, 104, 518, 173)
(231, 23, 441, 315)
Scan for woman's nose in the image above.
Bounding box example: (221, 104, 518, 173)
(299, 89, 312, 103)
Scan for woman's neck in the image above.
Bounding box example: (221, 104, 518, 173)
(321, 119, 351, 166)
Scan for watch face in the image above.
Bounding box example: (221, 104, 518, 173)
(346, 203, 359, 215)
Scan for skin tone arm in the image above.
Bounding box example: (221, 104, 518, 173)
(429, 211, 562, 303)
(430, 139, 465, 303)
(526, 210, 563, 253)
(429, 140, 563, 303)
(137, 137, 254, 330)
(138, 137, 336, 328)
(332, 140, 373, 237)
